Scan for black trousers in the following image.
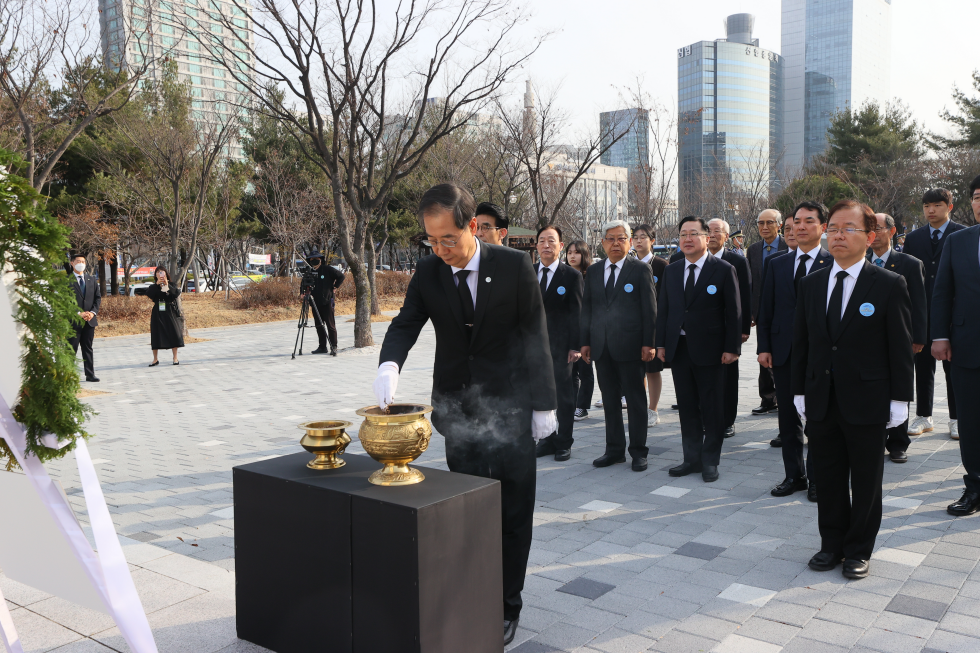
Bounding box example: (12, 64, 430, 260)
(573, 359, 594, 410)
(886, 407, 911, 454)
(595, 351, 648, 460)
(950, 365, 980, 493)
(758, 363, 777, 405)
(671, 337, 725, 466)
(313, 298, 337, 348)
(69, 323, 96, 379)
(724, 357, 739, 428)
(915, 346, 957, 419)
(773, 362, 808, 480)
(543, 357, 576, 450)
(808, 392, 885, 561)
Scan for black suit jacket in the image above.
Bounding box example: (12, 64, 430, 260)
(534, 262, 584, 361)
(379, 241, 556, 412)
(866, 250, 927, 345)
(931, 225, 980, 369)
(673, 248, 752, 335)
(656, 253, 741, 365)
(580, 256, 656, 362)
(792, 262, 913, 424)
(747, 236, 788, 320)
(902, 220, 965, 317)
(640, 254, 668, 299)
(69, 272, 102, 328)
(756, 247, 832, 367)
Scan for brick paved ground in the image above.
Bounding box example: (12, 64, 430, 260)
(2, 313, 976, 653)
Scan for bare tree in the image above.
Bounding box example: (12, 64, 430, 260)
(0, 0, 154, 191)
(198, 0, 541, 347)
(254, 149, 320, 275)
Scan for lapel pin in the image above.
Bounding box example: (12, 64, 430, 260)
(485, 277, 491, 283)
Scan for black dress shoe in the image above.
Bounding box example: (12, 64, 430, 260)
(808, 550, 843, 571)
(889, 450, 908, 463)
(723, 426, 735, 438)
(670, 404, 679, 410)
(807, 482, 818, 503)
(702, 465, 719, 482)
(311, 347, 329, 354)
(503, 618, 519, 646)
(771, 477, 808, 497)
(86, 376, 100, 382)
(330, 347, 338, 356)
(593, 453, 626, 467)
(632, 457, 648, 471)
(668, 462, 702, 477)
(535, 440, 557, 458)
(554, 449, 571, 462)
(770, 436, 783, 447)
(842, 558, 870, 579)
(947, 490, 980, 517)
(752, 403, 779, 415)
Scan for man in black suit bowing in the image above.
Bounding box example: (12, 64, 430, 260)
(68, 253, 102, 382)
(747, 209, 788, 414)
(932, 175, 980, 516)
(902, 188, 964, 439)
(579, 220, 656, 472)
(758, 201, 832, 500)
(375, 184, 557, 645)
(656, 216, 741, 483)
(793, 200, 913, 579)
(869, 213, 927, 463)
(533, 225, 584, 461)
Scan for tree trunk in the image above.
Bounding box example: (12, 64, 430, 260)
(98, 254, 108, 297)
(192, 252, 201, 295)
(365, 239, 380, 316)
(109, 249, 119, 297)
(351, 258, 375, 347)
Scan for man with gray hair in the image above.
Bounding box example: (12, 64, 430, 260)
(580, 219, 657, 471)
(747, 208, 787, 415)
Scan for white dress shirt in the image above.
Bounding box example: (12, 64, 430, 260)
(680, 251, 709, 335)
(603, 256, 626, 286)
(450, 244, 481, 310)
(870, 246, 891, 267)
(537, 259, 559, 291)
(795, 245, 821, 277)
(825, 259, 864, 318)
(639, 253, 653, 265)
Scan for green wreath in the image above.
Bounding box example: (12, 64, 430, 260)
(0, 148, 93, 470)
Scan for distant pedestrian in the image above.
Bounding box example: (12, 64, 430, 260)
(68, 253, 102, 382)
(138, 266, 184, 366)
(565, 240, 594, 421)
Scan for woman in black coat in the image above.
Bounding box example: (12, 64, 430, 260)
(566, 240, 594, 420)
(140, 266, 184, 366)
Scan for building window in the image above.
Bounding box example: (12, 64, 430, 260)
(161, 24, 175, 34)
(213, 79, 226, 88)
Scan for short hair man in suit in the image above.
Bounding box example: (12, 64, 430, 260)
(68, 253, 102, 382)
(870, 213, 928, 463)
(746, 209, 787, 415)
(932, 175, 980, 517)
(758, 201, 832, 500)
(632, 223, 668, 427)
(374, 184, 557, 645)
(793, 200, 913, 579)
(902, 188, 964, 439)
(656, 216, 742, 483)
(579, 220, 656, 472)
(475, 201, 508, 246)
(533, 225, 584, 462)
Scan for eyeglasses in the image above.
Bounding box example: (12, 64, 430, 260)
(603, 236, 629, 244)
(826, 227, 869, 236)
(873, 226, 891, 233)
(421, 236, 461, 248)
(476, 224, 501, 233)
(757, 220, 778, 227)
(633, 233, 650, 240)
(678, 231, 707, 239)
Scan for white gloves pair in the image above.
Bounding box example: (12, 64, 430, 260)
(793, 395, 908, 429)
(373, 362, 557, 441)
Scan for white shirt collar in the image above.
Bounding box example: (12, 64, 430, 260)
(639, 252, 653, 264)
(684, 250, 709, 270)
(605, 256, 626, 271)
(797, 244, 821, 261)
(829, 258, 865, 280)
(450, 242, 481, 275)
(539, 258, 559, 274)
(930, 220, 950, 235)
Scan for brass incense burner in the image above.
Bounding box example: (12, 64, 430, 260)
(299, 420, 352, 470)
(356, 404, 433, 486)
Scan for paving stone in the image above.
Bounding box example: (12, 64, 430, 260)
(717, 583, 778, 607)
(711, 633, 783, 653)
(557, 577, 616, 601)
(674, 542, 725, 561)
(885, 594, 950, 621)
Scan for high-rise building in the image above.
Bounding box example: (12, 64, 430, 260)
(600, 108, 650, 215)
(782, 0, 892, 170)
(98, 0, 254, 159)
(677, 13, 783, 218)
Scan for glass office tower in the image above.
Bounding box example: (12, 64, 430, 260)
(600, 108, 650, 216)
(782, 0, 892, 170)
(677, 14, 783, 218)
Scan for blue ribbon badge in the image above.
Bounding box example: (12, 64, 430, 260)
(654, 276, 659, 283)
(859, 303, 875, 317)
(557, 286, 566, 295)
(624, 283, 634, 293)
(707, 284, 717, 295)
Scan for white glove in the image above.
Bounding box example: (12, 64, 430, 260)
(531, 410, 558, 442)
(793, 395, 806, 422)
(374, 362, 400, 409)
(887, 401, 909, 429)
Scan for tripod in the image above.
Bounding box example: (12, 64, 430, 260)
(292, 293, 325, 359)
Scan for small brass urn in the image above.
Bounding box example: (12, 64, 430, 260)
(299, 420, 352, 470)
(356, 404, 433, 486)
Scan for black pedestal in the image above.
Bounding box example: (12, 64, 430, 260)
(234, 452, 502, 653)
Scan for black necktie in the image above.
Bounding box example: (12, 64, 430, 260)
(932, 229, 941, 249)
(540, 266, 549, 297)
(78, 275, 85, 296)
(455, 270, 475, 327)
(794, 254, 811, 291)
(684, 264, 697, 305)
(605, 264, 617, 301)
(827, 270, 849, 338)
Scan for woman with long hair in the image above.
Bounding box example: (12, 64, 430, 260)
(565, 240, 594, 421)
(138, 266, 185, 366)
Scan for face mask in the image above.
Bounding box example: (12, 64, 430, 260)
(74, 263, 85, 272)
